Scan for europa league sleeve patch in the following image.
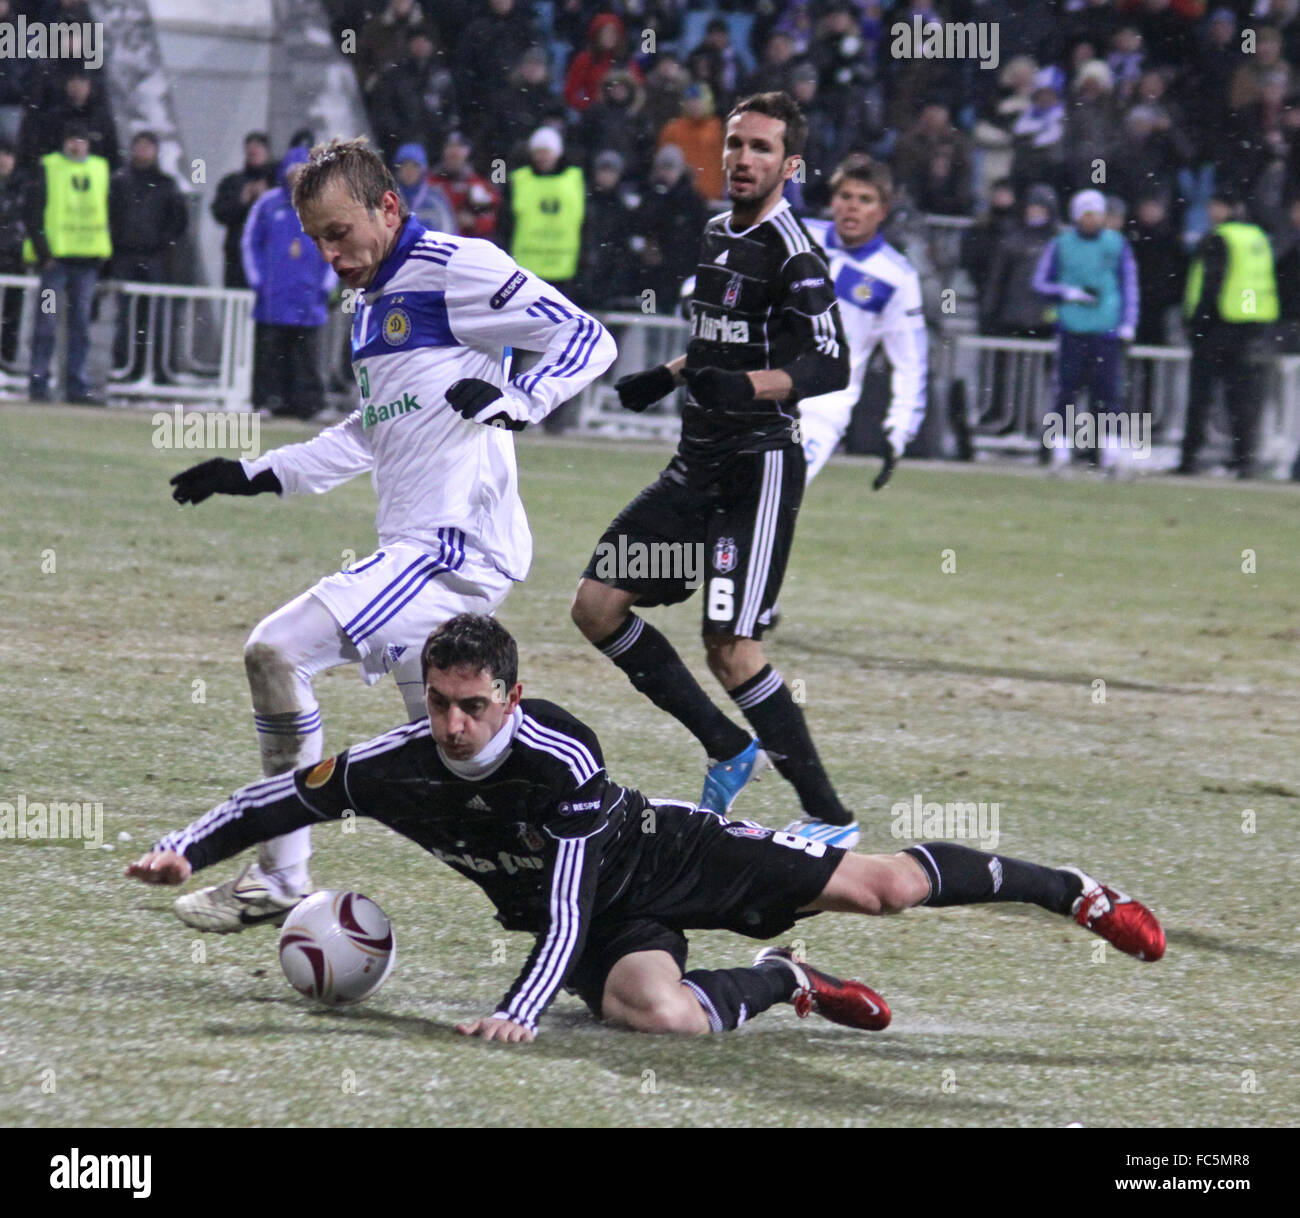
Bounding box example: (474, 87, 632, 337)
(304, 756, 338, 789)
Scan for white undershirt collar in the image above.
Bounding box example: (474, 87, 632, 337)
(437, 704, 522, 780)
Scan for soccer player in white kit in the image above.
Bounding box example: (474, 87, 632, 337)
(798, 156, 927, 488)
(166, 138, 615, 931)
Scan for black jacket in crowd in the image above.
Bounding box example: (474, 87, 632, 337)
(109, 163, 188, 272)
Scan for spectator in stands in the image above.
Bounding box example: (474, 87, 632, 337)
(630, 142, 708, 314)
(745, 30, 800, 98)
(25, 121, 111, 404)
(1110, 105, 1192, 218)
(687, 17, 743, 115)
(774, 0, 816, 58)
(1137, 0, 1196, 72)
(1127, 192, 1185, 345)
(1063, 0, 1121, 67)
(794, 59, 886, 212)
(983, 183, 1060, 340)
(1033, 188, 1139, 471)
(573, 150, 637, 310)
(0, 0, 27, 146)
(564, 12, 644, 113)
(1178, 188, 1278, 477)
(657, 82, 724, 203)
(241, 147, 335, 420)
(1064, 60, 1121, 195)
(392, 143, 456, 233)
(575, 69, 655, 182)
(1107, 26, 1147, 105)
(454, 0, 541, 132)
(19, 70, 118, 171)
(499, 127, 585, 298)
(476, 45, 560, 170)
(1185, 8, 1242, 166)
(356, 0, 430, 99)
(0, 138, 26, 363)
(1223, 77, 1299, 228)
(370, 25, 457, 165)
(211, 133, 275, 290)
(643, 51, 690, 137)
(429, 131, 500, 240)
(961, 178, 1020, 320)
(972, 56, 1038, 199)
(883, 0, 963, 125)
(894, 102, 973, 217)
(1228, 26, 1293, 113)
(1010, 81, 1066, 198)
(109, 131, 188, 379)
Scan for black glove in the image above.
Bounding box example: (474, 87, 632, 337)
(614, 365, 676, 412)
(170, 458, 280, 505)
(682, 365, 756, 410)
(873, 431, 898, 492)
(446, 377, 526, 430)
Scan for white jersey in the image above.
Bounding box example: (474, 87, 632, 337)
(799, 219, 927, 449)
(243, 220, 616, 581)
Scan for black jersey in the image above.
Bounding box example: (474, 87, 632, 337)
(680, 198, 848, 467)
(157, 699, 654, 1032)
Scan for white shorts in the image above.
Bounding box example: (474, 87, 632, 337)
(799, 387, 858, 482)
(309, 533, 514, 685)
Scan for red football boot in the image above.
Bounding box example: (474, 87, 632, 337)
(1064, 867, 1166, 961)
(755, 946, 891, 1030)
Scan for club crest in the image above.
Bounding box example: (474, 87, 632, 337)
(713, 536, 738, 573)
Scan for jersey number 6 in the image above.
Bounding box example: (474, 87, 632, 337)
(707, 577, 734, 622)
(773, 831, 828, 858)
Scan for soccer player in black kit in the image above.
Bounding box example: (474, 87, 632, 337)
(128, 615, 1165, 1042)
(571, 92, 858, 847)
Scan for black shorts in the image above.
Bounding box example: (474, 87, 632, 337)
(564, 801, 842, 1018)
(581, 446, 805, 640)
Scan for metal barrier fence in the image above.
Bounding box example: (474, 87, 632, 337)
(0, 273, 255, 412)
(574, 311, 692, 442)
(937, 333, 1300, 473)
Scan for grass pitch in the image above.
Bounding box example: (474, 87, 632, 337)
(1, 404, 1297, 1127)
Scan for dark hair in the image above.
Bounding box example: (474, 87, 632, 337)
(245, 131, 270, 148)
(133, 130, 159, 146)
(292, 136, 408, 221)
(421, 614, 518, 689)
(829, 153, 892, 206)
(726, 91, 807, 160)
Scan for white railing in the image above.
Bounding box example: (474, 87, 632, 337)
(0, 274, 255, 413)
(574, 311, 691, 442)
(940, 333, 1300, 474)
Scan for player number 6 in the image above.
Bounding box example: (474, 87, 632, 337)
(707, 577, 734, 621)
(773, 831, 827, 857)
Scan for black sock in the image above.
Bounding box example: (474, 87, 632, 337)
(681, 963, 796, 1031)
(729, 665, 850, 824)
(904, 842, 1083, 915)
(595, 615, 750, 760)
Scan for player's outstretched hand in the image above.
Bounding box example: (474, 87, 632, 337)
(170, 458, 280, 505)
(125, 850, 192, 885)
(446, 377, 525, 430)
(614, 365, 676, 412)
(682, 365, 756, 409)
(456, 1015, 535, 1043)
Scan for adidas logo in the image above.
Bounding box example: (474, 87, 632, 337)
(466, 795, 491, 812)
(713, 249, 729, 265)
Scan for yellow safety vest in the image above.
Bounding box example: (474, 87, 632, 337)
(1183, 222, 1278, 323)
(509, 165, 584, 282)
(23, 152, 112, 263)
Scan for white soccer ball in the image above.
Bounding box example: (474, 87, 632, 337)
(278, 890, 396, 1007)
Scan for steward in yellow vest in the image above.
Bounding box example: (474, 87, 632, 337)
(25, 125, 111, 404)
(503, 128, 584, 287)
(1177, 194, 1276, 477)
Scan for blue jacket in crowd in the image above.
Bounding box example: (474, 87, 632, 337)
(241, 147, 336, 326)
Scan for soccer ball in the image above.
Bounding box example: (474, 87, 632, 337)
(278, 890, 396, 1007)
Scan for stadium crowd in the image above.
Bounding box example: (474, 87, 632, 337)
(5, 0, 1300, 473)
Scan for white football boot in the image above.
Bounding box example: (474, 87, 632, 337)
(173, 862, 311, 934)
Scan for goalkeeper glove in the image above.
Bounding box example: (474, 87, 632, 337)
(614, 365, 676, 412)
(170, 458, 281, 505)
(446, 378, 526, 430)
(682, 366, 756, 410)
